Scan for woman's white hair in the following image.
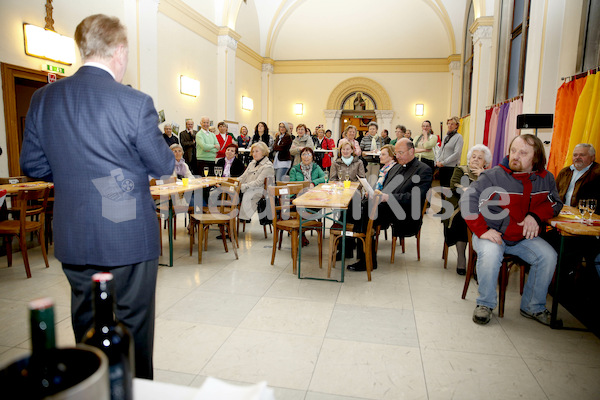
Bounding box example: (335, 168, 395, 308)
(467, 144, 492, 167)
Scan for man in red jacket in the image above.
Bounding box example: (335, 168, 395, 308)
(461, 134, 562, 326)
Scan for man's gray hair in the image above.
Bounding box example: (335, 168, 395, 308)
(467, 144, 492, 167)
(163, 123, 172, 128)
(574, 143, 596, 156)
(75, 14, 128, 61)
(170, 143, 183, 151)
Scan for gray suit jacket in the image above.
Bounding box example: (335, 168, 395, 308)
(20, 66, 175, 266)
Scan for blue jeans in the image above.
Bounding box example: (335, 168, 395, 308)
(472, 234, 557, 314)
(275, 167, 289, 182)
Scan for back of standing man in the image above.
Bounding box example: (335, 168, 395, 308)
(20, 14, 175, 379)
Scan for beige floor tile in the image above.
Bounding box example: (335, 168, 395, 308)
(264, 273, 341, 303)
(422, 348, 546, 400)
(326, 304, 418, 347)
(153, 369, 197, 386)
(153, 318, 233, 374)
(156, 264, 222, 290)
(524, 358, 600, 400)
(305, 393, 372, 400)
(199, 269, 280, 296)
(309, 338, 427, 400)
(240, 296, 334, 337)
(202, 328, 322, 390)
(159, 289, 260, 327)
(337, 280, 413, 310)
(415, 310, 519, 356)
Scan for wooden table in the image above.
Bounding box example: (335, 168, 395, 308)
(293, 181, 360, 282)
(150, 177, 223, 266)
(0, 181, 53, 194)
(548, 206, 600, 329)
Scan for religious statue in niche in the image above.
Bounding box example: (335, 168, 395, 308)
(353, 92, 366, 110)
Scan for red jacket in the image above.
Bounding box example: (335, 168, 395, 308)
(216, 133, 233, 159)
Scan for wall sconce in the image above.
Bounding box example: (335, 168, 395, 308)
(180, 75, 200, 97)
(242, 96, 254, 111)
(23, 24, 76, 65)
(294, 103, 303, 115)
(415, 104, 424, 116)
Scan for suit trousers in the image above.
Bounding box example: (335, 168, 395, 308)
(62, 259, 159, 379)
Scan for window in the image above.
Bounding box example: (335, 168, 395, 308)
(506, 0, 530, 99)
(578, 0, 600, 72)
(461, 2, 474, 116)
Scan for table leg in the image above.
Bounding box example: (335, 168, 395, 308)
(168, 196, 174, 267)
(340, 209, 347, 283)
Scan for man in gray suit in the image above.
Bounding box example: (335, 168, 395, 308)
(20, 14, 174, 379)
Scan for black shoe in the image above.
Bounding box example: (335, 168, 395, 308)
(346, 260, 377, 271)
(336, 250, 354, 261)
(456, 267, 466, 276)
(216, 234, 230, 240)
(239, 218, 251, 223)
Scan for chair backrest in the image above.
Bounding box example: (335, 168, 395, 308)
(0, 176, 30, 185)
(365, 193, 383, 237)
(17, 187, 50, 229)
(149, 177, 176, 186)
(276, 180, 310, 190)
(267, 184, 304, 227)
(207, 181, 240, 215)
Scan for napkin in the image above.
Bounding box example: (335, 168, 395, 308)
(194, 377, 275, 400)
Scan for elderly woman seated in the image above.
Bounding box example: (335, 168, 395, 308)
(216, 143, 245, 178)
(289, 147, 327, 188)
(330, 139, 366, 183)
(443, 143, 492, 275)
(170, 143, 194, 179)
(238, 142, 274, 223)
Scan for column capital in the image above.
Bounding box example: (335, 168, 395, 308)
(323, 109, 342, 119)
(262, 63, 274, 74)
(449, 60, 461, 72)
(471, 26, 493, 45)
(374, 110, 394, 119)
(218, 34, 238, 51)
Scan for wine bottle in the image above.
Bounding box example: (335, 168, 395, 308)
(26, 297, 68, 397)
(83, 272, 134, 400)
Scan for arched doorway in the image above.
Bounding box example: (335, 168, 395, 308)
(323, 77, 394, 143)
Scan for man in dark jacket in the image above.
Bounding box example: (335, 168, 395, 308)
(179, 118, 197, 174)
(555, 143, 600, 209)
(461, 134, 562, 326)
(348, 138, 432, 271)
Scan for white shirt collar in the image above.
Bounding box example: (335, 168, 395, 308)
(83, 62, 116, 80)
(570, 163, 593, 174)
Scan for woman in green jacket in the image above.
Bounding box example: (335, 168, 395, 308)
(289, 147, 327, 188)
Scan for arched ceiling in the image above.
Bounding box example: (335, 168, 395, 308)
(183, 0, 470, 59)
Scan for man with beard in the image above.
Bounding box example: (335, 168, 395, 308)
(461, 134, 562, 326)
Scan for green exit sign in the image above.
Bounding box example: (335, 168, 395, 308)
(354, 115, 362, 118)
(43, 64, 65, 74)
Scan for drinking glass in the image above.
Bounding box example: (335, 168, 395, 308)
(587, 199, 597, 223)
(203, 167, 209, 178)
(578, 199, 587, 221)
(215, 167, 223, 180)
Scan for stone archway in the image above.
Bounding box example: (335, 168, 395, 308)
(324, 77, 394, 143)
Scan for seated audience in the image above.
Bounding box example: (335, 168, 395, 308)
(238, 142, 274, 222)
(170, 143, 194, 179)
(163, 123, 179, 147)
(348, 139, 432, 272)
(289, 147, 327, 188)
(443, 144, 491, 275)
(329, 139, 366, 182)
(216, 143, 245, 178)
(555, 143, 600, 208)
(290, 124, 315, 166)
(461, 134, 562, 326)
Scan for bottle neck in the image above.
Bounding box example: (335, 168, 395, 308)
(30, 299, 56, 354)
(93, 280, 116, 329)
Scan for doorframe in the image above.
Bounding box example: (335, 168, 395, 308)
(1, 63, 51, 176)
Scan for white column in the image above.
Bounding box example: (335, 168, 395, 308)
(324, 110, 342, 144)
(374, 110, 394, 137)
(261, 62, 274, 125)
(469, 25, 494, 148)
(217, 34, 237, 123)
(449, 60, 461, 117)
(136, 0, 159, 100)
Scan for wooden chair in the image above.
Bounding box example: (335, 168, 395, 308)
(0, 187, 50, 278)
(461, 229, 529, 317)
(268, 184, 322, 274)
(328, 193, 382, 281)
(240, 177, 274, 239)
(387, 199, 429, 262)
(189, 181, 240, 264)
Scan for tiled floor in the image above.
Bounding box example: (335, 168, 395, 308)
(1, 214, 600, 399)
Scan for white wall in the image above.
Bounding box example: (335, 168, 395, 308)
(156, 12, 219, 130)
(271, 72, 451, 137)
(235, 59, 262, 133)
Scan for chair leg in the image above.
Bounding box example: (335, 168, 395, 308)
(416, 232, 421, 261)
(401, 238, 405, 253)
(291, 230, 298, 275)
(519, 265, 526, 295)
(38, 229, 49, 269)
(204, 226, 209, 251)
(327, 234, 336, 278)
(461, 252, 476, 299)
(498, 260, 509, 318)
(443, 242, 448, 269)
(263, 225, 267, 239)
(317, 229, 323, 269)
(242, 221, 246, 232)
(197, 223, 204, 264)
(229, 220, 238, 259)
(18, 234, 32, 279)
(278, 230, 283, 250)
(173, 216, 177, 240)
(364, 237, 372, 282)
(384, 228, 388, 241)
(390, 236, 396, 263)
(271, 229, 278, 265)
(4, 236, 12, 267)
(189, 218, 195, 256)
(219, 225, 229, 252)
